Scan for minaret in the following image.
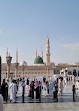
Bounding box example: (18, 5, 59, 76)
(41, 48, 43, 59)
(35, 49, 37, 58)
(16, 49, 18, 63)
(15, 49, 19, 78)
(6, 48, 8, 57)
(46, 37, 50, 65)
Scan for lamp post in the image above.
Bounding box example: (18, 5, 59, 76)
(22, 65, 24, 77)
(6, 55, 12, 80)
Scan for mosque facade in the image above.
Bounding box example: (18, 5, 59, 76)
(2, 38, 56, 79)
(2, 37, 79, 79)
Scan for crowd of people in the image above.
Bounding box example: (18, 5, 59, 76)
(0, 75, 69, 103)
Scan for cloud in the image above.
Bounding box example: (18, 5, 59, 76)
(63, 43, 79, 51)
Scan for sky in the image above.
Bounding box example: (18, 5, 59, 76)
(0, 0, 79, 65)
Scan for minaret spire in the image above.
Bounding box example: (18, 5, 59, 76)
(6, 48, 8, 57)
(46, 37, 50, 65)
(35, 49, 37, 58)
(16, 49, 18, 63)
(41, 48, 43, 59)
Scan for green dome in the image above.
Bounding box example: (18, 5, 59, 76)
(34, 56, 44, 64)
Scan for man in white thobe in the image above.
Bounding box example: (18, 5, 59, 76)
(9, 80, 17, 103)
(49, 81, 53, 96)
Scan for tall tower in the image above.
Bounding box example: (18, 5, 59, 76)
(46, 37, 50, 65)
(6, 48, 8, 57)
(35, 49, 37, 58)
(15, 49, 19, 78)
(16, 49, 18, 63)
(41, 48, 43, 59)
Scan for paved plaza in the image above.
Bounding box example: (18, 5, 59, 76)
(3, 82, 79, 111)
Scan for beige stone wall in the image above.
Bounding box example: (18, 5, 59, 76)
(2, 64, 54, 78)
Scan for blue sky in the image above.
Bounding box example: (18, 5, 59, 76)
(0, 0, 79, 64)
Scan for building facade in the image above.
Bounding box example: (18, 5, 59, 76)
(2, 38, 56, 79)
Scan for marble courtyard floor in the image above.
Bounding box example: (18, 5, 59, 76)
(3, 82, 79, 111)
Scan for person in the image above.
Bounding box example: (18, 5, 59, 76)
(72, 84, 76, 101)
(35, 81, 39, 99)
(75, 80, 79, 97)
(58, 78, 63, 96)
(42, 81, 48, 96)
(29, 84, 32, 97)
(29, 81, 34, 99)
(1, 79, 8, 101)
(63, 77, 67, 86)
(21, 80, 26, 96)
(0, 94, 3, 111)
(46, 81, 49, 94)
(31, 81, 34, 99)
(53, 84, 58, 102)
(38, 81, 42, 102)
(27, 78, 29, 85)
(16, 79, 19, 91)
(49, 81, 53, 96)
(9, 79, 17, 103)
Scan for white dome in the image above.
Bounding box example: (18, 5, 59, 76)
(20, 60, 27, 66)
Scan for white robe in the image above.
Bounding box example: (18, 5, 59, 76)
(42, 83, 48, 96)
(49, 82, 53, 96)
(9, 83, 17, 102)
(0, 94, 3, 111)
(58, 80, 63, 95)
(75, 81, 79, 96)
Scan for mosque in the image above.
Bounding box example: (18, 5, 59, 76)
(2, 37, 79, 79)
(2, 38, 56, 79)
